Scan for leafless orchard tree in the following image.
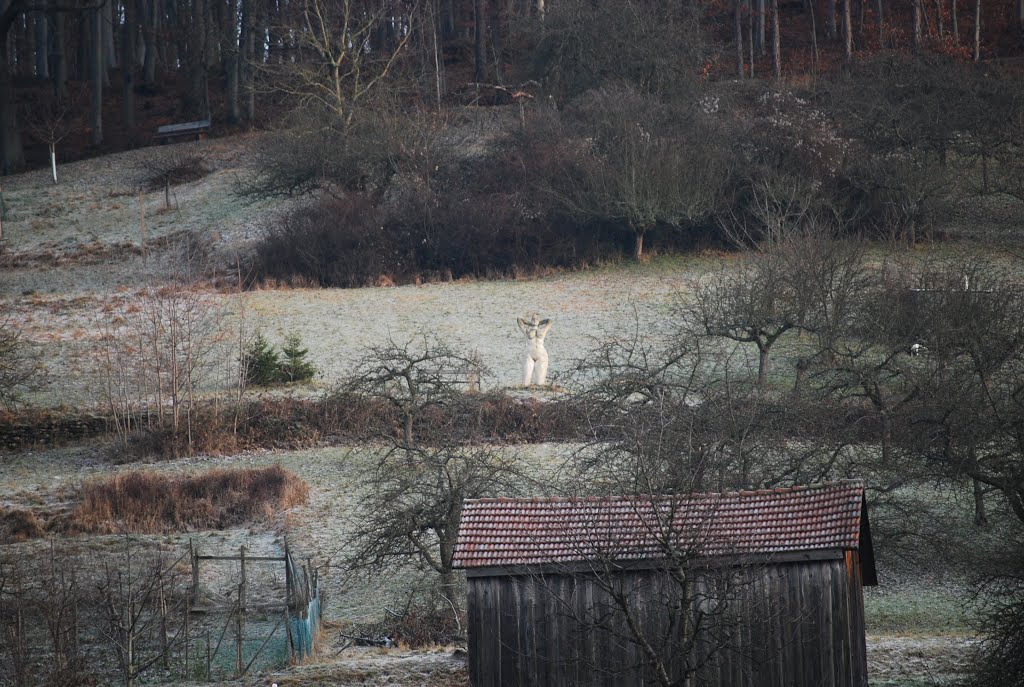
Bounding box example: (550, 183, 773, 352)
(95, 537, 189, 687)
(341, 336, 525, 616)
(0, 317, 44, 410)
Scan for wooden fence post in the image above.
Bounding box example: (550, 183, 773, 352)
(190, 539, 199, 607)
(235, 545, 246, 676)
(138, 190, 147, 262)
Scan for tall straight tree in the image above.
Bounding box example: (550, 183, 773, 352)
(225, 0, 239, 122)
(139, 0, 157, 85)
(241, 0, 254, 123)
(51, 10, 66, 98)
(123, 0, 137, 128)
(474, 0, 485, 82)
(974, 0, 981, 61)
(913, 0, 922, 53)
(735, 0, 744, 78)
(1, 0, 27, 172)
(90, 1, 104, 145)
(489, 0, 502, 82)
(182, 0, 210, 118)
(842, 0, 852, 62)
(876, 0, 884, 45)
(756, 0, 765, 52)
(34, 3, 47, 79)
(770, 0, 780, 78)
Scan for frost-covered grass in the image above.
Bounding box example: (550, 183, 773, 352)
(866, 586, 975, 635)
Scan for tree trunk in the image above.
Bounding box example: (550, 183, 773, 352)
(489, 0, 502, 83)
(404, 413, 414, 447)
(474, 0, 486, 83)
(184, 0, 210, 118)
(242, 0, 255, 123)
(441, 0, 455, 38)
(880, 410, 892, 464)
(226, 0, 239, 122)
(756, 0, 765, 52)
(749, 0, 755, 76)
(140, 0, 157, 85)
(953, 0, 959, 42)
(757, 345, 770, 386)
(735, 0, 744, 78)
(104, 0, 116, 71)
(123, 0, 137, 129)
(439, 567, 458, 618)
(937, 0, 944, 36)
(877, 0, 884, 45)
(827, 0, 837, 38)
(0, 73, 25, 174)
(51, 10, 66, 99)
(842, 0, 852, 62)
(633, 231, 644, 261)
(770, 0, 780, 78)
(34, 5, 48, 79)
(973, 477, 988, 527)
(807, 0, 819, 70)
(913, 0, 922, 53)
(91, 7, 103, 146)
(973, 0, 981, 61)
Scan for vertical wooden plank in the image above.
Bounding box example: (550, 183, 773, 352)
(833, 559, 852, 687)
(480, 576, 500, 687)
(820, 562, 836, 687)
(847, 551, 869, 687)
(467, 580, 480, 687)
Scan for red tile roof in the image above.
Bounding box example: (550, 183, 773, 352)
(453, 481, 867, 569)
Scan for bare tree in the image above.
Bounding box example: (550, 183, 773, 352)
(23, 90, 81, 184)
(691, 249, 805, 387)
(0, 317, 43, 409)
(540, 85, 729, 260)
(342, 335, 523, 616)
(95, 537, 188, 687)
(95, 283, 227, 456)
(260, 0, 417, 125)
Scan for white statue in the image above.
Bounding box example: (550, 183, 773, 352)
(517, 313, 552, 386)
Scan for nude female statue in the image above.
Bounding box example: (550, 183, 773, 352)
(517, 313, 552, 386)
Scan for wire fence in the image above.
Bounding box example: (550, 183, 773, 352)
(0, 537, 324, 685)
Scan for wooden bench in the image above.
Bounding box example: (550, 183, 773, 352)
(155, 119, 211, 144)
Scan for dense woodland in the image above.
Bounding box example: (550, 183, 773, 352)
(1, 0, 1024, 173)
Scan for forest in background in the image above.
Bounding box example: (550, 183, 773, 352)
(1, 0, 1024, 173)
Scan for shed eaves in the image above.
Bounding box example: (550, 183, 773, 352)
(453, 480, 867, 569)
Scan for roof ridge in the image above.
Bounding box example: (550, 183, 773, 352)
(464, 480, 865, 506)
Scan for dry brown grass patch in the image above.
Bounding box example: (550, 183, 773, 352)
(70, 465, 309, 534)
(0, 507, 46, 542)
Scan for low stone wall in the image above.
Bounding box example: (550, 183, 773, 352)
(0, 412, 110, 450)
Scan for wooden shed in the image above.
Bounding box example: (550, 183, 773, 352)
(453, 480, 877, 687)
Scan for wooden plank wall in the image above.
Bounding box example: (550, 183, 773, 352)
(466, 555, 869, 687)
